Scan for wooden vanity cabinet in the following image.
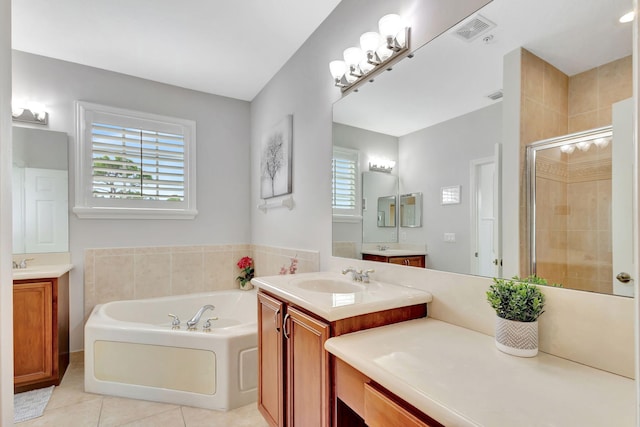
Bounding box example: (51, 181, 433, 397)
(257, 289, 426, 427)
(334, 358, 443, 427)
(13, 275, 69, 393)
(362, 254, 426, 268)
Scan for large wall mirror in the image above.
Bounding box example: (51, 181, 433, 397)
(13, 126, 69, 254)
(331, 0, 634, 297)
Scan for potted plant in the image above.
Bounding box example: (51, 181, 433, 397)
(236, 256, 255, 290)
(486, 277, 546, 357)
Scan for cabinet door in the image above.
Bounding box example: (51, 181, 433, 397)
(258, 292, 285, 427)
(364, 383, 433, 427)
(286, 306, 330, 427)
(13, 281, 53, 385)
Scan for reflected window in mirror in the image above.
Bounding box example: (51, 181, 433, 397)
(332, 147, 361, 221)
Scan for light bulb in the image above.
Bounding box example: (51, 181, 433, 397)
(560, 144, 575, 154)
(376, 44, 392, 61)
(576, 141, 591, 151)
(378, 14, 403, 40)
(329, 60, 346, 80)
(11, 100, 24, 117)
(28, 101, 46, 119)
(360, 32, 381, 54)
(619, 11, 635, 23)
(594, 137, 611, 148)
(359, 60, 375, 74)
(343, 47, 364, 67)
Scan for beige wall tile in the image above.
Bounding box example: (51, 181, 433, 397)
(171, 252, 204, 295)
(521, 49, 544, 102)
(134, 253, 172, 299)
(204, 251, 235, 291)
(522, 98, 545, 144)
(598, 55, 632, 107)
(568, 111, 599, 133)
(94, 255, 135, 304)
(568, 68, 598, 116)
(543, 62, 568, 114)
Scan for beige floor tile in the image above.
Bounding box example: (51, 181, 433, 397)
(182, 403, 268, 427)
(98, 396, 180, 427)
(18, 398, 103, 427)
(118, 407, 186, 427)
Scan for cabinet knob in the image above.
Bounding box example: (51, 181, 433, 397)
(616, 272, 632, 283)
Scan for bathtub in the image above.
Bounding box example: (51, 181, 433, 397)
(84, 289, 258, 411)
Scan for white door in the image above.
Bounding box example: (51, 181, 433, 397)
(471, 144, 502, 277)
(612, 98, 634, 296)
(24, 168, 68, 253)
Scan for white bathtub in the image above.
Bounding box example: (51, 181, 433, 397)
(84, 290, 258, 411)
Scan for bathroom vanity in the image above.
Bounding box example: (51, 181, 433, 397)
(253, 273, 432, 427)
(13, 264, 72, 393)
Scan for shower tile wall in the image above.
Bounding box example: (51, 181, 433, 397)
(521, 50, 630, 293)
(84, 244, 319, 322)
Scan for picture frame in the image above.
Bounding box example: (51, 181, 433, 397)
(260, 115, 293, 199)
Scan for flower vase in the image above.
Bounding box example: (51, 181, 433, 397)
(494, 316, 538, 357)
(240, 282, 254, 291)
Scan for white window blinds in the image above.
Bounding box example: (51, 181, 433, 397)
(332, 147, 359, 215)
(74, 101, 197, 219)
(91, 123, 185, 201)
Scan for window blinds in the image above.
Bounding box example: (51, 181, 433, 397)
(91, 123, 185, 201)
(332, 149, 358, 211)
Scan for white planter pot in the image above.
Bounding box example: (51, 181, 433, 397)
(494, 316, 538, 357)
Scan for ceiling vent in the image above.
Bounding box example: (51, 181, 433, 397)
(486, 90, 503, 101)
(452, 14, 496, 42)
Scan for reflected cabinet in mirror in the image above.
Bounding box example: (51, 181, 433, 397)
(13, 127, 69, 254)
(331, 0, 634, 296)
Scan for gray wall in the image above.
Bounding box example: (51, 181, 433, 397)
(12, 51, 252, 350)
(250, 0, 492, 268)
(399, 102, 502, 274)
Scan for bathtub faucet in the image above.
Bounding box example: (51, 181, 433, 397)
(186, 304, 215, 329)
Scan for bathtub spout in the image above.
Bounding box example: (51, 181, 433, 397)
(186, 304, 215, 329)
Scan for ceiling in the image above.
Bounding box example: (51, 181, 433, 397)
(11, 0, 342, 101)
(333, 0, 634, 137)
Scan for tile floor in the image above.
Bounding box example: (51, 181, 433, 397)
(17, 353, 269, 427)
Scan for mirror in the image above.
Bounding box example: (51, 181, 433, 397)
(400, 193, 422, 228)
(12, 127, 69, 254)
(331, 0, 633, 296)
(377, 196, 396, 227)
(362, 171, 397, 243)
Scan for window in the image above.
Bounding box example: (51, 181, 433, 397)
(332, 147, 361, 221)
(74, 101, 197, 219)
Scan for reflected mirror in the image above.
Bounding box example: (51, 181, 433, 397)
(362, 171, 397, 244)
(331, 0, 633, 296)
(400, 193, 422, 228)
(13, 127, 69, 254)
(377, 195, 397, 227)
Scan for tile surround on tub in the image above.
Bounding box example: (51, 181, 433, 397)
(84, 244, 320, 323)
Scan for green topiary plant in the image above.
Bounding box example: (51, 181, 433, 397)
(486, 277, 546, 322)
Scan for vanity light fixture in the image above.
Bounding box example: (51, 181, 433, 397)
(12, 100, 48, 125)
(329, 13, 411, 93)
(619, 11, 635, 23)
(369, 157, 396, 173)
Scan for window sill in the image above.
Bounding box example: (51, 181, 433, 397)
(332, 214, 363, 223)
(73, 206, 198, 220)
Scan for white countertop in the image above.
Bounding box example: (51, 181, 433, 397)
(12, 264, 74, 280)
(325, 318, 635, 427)
(252, 272, 432, 322)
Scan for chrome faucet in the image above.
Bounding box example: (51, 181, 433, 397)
(12, 258, 33, 269)
(186, 304, 215, 329)
(341, 267, 375, 283)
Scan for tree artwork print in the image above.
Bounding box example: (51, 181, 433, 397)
(260, 115, 292, 198)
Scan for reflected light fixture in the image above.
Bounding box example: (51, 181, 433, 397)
(12, 100, 48, 125)
(369, 157, 396, 173)
(329, 13, 411, 93)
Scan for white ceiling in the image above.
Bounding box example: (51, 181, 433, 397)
(11, 0, 342, 101)
(333, 0, 634, 137)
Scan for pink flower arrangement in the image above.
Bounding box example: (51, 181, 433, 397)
(236, 256, 255, 288)
(279, 256, 298, 275)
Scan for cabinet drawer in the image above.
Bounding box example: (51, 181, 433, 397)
(364, 383, 434, 427)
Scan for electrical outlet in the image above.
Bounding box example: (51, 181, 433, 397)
(444, 232, 456, 242)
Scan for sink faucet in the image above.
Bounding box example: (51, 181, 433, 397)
(13, 258, 33, 269)
(342, 267, 375, 283)
(186, 304, 215, 329)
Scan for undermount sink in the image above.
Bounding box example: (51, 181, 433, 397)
(293, 278, 366, 294)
